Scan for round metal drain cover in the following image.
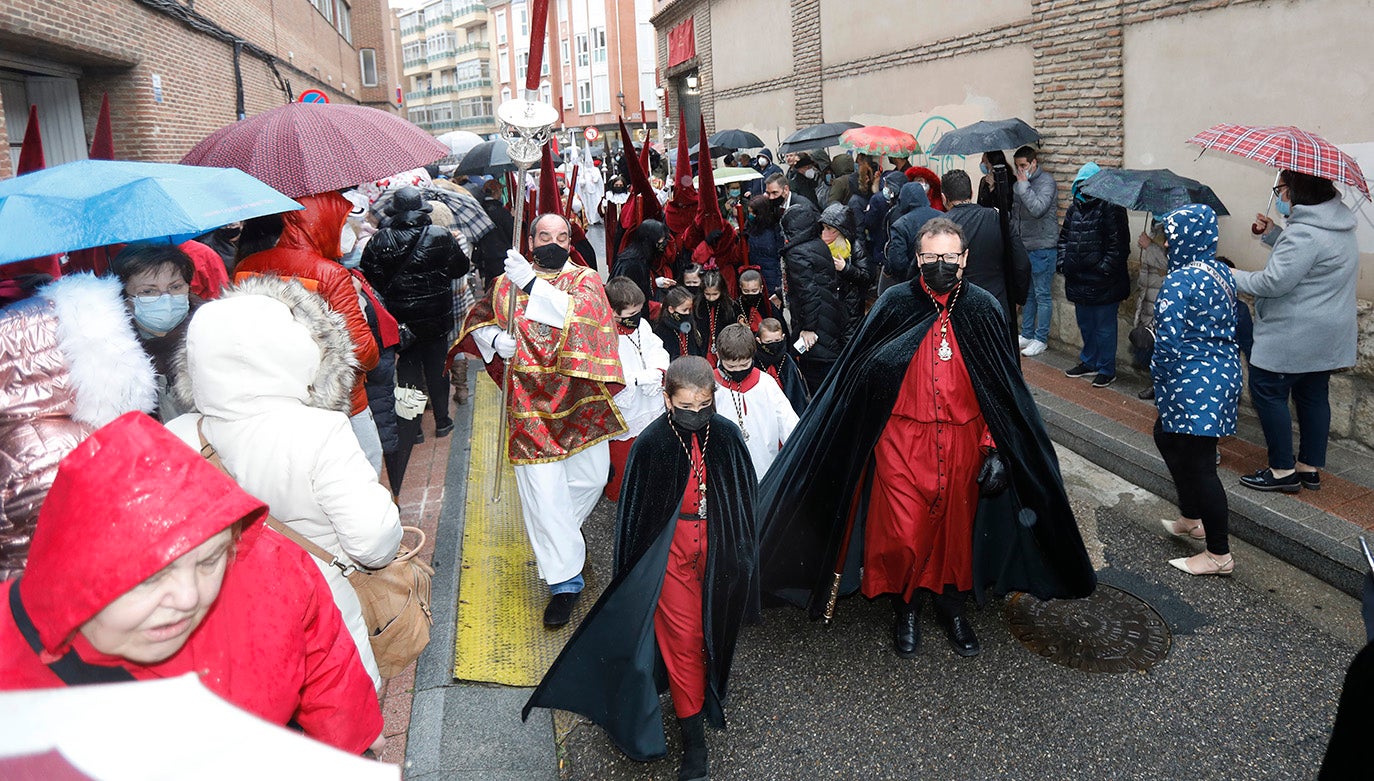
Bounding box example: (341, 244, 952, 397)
(1005, 584, 1171, 673)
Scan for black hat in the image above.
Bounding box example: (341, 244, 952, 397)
(386, 186, 432, 215)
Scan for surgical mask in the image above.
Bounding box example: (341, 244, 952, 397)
(920, 260, 961, 294)
(132, 292, 190, 333)
(756, 156, 768, 168)
(670, 404, 714, 432)
(728, 188, 740, 198)
(979, 163, 990, 175)
(803, 168, 818, 180)
(532, 242, 570, 270)
(1276, 198, 1291, 217)
(722, 366, 752, 383)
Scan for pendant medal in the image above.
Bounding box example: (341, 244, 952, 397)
(938, 336, 953, 362)
(697, 486, 707, 519)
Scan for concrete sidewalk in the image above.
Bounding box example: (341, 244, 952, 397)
(1027, 348, 1374, 596)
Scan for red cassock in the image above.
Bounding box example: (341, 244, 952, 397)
(654, 434, 708, 719)
(863, 297, 993, 601)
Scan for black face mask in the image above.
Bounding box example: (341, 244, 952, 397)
(215, 225, 242, 241)
(616, 312, 641, 329)
(756, 340, 784, 365)
(532, 243, 570, 271)
(670, 404, 714, 432)
(920, 260, 961, 295)
(684, 284, 702, 297)
(666, 311, 692, 333)
(722, 366, 752, 383)
(740, 293, 762, 309)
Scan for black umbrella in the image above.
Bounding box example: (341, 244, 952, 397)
(453, 138, 563, 176)
(1079, 168, 1230, 216)
(707, 128, 765, 150)
(687, 141, 731, 159)
(778, 121, 864, 156)
(925, 118, 1041, 157)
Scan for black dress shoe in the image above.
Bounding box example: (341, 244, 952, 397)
(1137, 386, 1156, 400)
(435, 421, 454, 438)
(892, 600, 920, 658)
(543, 592, 580, 627)
(1239, 468, 1302, 493)
(1297, 470, 1321, 491)
(936, 613, 981, 657)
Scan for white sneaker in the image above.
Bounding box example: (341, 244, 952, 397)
(1018, 335, 1032, 350)
(1021, 339, 1047, 357)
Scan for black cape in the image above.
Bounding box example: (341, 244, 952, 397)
(522, 415, 760, 761)
(757, 280, 1096, 616)
(653, 317, 707, 359)
(755, 349, 809, 415)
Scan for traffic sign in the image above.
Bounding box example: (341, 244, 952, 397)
(584, 126, 600, 142)
(298, 89, 329, 104)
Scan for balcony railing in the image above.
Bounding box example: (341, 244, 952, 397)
(454, 41, 490, 56)
(453, 2, 486, 23)
(425, 13, 452, 27)
(458, 115, 495, 129)
(454, 78, 492, 92)
(402, 56, 427, 69)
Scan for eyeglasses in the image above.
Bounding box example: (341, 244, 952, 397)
(1272, 185, 1289, 197)
(916, 252, 964, 264)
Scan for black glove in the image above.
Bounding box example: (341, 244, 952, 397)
(976, 448, 1008, 497)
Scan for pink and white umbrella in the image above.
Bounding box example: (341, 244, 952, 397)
(1186, 123, 1369, 198)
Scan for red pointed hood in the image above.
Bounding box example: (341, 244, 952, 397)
(277, 191, 350, 259)
(695, 113, 723, 236)
(537, 142, 560, 217)
(16, 105, 44, 175)
(618, 116, 662, 224)
(89, 94, 115, 160)
(20, 412, 267, 655)
(670, 107, 697, 206)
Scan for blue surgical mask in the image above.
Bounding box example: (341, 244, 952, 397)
(132, 293, 190, 333)
(979, 163, 990, 175)
(1276, 198, 1291, 217)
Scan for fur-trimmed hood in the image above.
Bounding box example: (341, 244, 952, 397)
(172, 275, 358, 417)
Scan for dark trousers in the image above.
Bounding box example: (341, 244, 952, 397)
(799, 357, 834, 398)
(397, 335, 452, 428)
(1074, 302, 1119, 376)
(1248, 366, 1331, 470)
(1153, 418, 1229, 555)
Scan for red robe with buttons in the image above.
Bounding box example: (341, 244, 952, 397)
(654, 435, 708, 718)
(863, 289, 993, 600)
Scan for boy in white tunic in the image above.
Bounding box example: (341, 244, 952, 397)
(713, 323, 799, 480)
(604, 277, 672, 500)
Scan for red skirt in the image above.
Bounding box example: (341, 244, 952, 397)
(654, 514, 707, 719)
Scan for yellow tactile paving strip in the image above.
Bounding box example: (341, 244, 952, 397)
(453, 377, 598, 686)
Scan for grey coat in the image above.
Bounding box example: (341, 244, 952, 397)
(1233, 198, 1359, 374)
(1012, 167, 1059, 250)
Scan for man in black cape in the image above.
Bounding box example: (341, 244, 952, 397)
(523, 356, 759, 780)
(757, 218, 1095, 656)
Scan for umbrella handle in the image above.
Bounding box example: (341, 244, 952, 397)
(492, 160, 534, 503)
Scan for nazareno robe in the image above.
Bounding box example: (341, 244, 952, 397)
(757, 280, 1096, 617)
(755, 347, 809, 415)
(522, 414, 760, 761)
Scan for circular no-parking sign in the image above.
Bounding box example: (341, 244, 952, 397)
(298, 89, 329, 104)
(584, 126, 600, 142)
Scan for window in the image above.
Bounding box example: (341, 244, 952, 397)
(562, 80, 573, 109)
(402, 41, 425, 64)
(578, 80, 592, 115)
(501, 86, 512, 103)
(591, 27, 606, 65)
(498, 48, 510, 83)
(335, 0, 351, 42)
(431, 103, 454, 122)
(560, 39, 569, 65)
(592, 73, 609, 113)
(359, 49, 378, 87)
(516, 52, 528, 83)
(426, 32, 454, 58)
(455, 59, 490, 81)
(541, 44, 550, 76)
(539, 81, 551, 105)
(310, 0, 333, 23)
(440, 69, 456, 87)
(407, 106, 429, 125)
(495, 10, 507, 44)
(575, 34, 589, 68)
(558, 0, 567, 17)
(516, 2, 528, 37)
(458, 96, 494, 118)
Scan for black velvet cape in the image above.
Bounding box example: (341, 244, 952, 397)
(757, 280, 1096, 617)
(522, 414, 760, 761)
(755, 350, 810, 416)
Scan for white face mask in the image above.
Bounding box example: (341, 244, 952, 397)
(803, 168, 818, 180)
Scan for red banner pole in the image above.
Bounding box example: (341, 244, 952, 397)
(524, 0, 550, 96)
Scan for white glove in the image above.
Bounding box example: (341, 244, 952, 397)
(655, 276, 674, 289)
(504, 249, 536, 289)
(494, 332, 517, 360)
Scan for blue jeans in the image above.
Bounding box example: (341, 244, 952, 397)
(550, 573, 585, 595)
(1020, 249, 1055, 343)
(1248, 366, 1331, 470)
(1073, 302, 1119, 376)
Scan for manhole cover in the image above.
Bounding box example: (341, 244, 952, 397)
(1005, 584, 1171, 673)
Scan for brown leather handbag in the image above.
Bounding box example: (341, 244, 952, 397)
(197, 424, 433, 680)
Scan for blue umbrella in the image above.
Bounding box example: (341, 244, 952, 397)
(0, 159, 301, 265)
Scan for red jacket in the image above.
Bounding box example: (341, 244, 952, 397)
(234, 193, 379, 416)
(180, 239, 230, 300)
(0, 412, 382, 754)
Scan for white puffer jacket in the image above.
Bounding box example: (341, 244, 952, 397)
(166, 275, 401, 688)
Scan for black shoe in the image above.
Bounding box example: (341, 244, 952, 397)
(414, 430, 425, 444)
(678, 713, 709, 781)
(1064, 362, 1094, 378)
(1239, 468, 1302, 494)
(892, 599, 921, 659)
(1297, 470, 1321, 491)
(933, 593, 980, 657)
(1137, 386, 1155, 400)
(435, 421, 454, 438)
(542, 592, 580, 628)
(1091, 373, 1116, 388)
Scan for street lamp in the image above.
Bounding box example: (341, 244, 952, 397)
(616, 90, 626, 113)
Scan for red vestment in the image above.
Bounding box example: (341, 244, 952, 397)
(654, 434, 708, 719)
(862, 293, 993, 600)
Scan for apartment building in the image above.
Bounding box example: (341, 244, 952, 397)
(397, 0, 499, 136)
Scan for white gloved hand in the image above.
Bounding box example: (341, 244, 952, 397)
(655, 276, 674, 289)
(504, 249, 536, 289)
(494, 332, 517, 360)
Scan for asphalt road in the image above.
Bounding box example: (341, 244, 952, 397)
(549, 449, 1364, 780)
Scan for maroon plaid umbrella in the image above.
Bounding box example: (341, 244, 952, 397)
(1186, 123, 1369, 198)
(181, 103, 449, 198)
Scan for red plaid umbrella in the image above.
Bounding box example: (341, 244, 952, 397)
(181, 102, 449, 198)
(839, 125, 921, 157)
(1186, 123, 1369, 198)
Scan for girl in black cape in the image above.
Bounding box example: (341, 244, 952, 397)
(523, 356, 759, 781)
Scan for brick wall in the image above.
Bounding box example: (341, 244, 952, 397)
(789, 0, 821, 126)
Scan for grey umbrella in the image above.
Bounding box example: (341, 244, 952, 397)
(925, 118, 1041, 157)
(1079, 168, 1230, 216)
(778, 121, 864, 156)
(453, 138, 563, 176)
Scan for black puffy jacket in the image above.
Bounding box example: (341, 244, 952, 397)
(613, 219, 668, 303)
(1055, 197, 1130, 305)
(884, 182, 945, 282)
(362, 210, 470, 340)
(781, 201, 844, 363)
(819, 203, 873, 345)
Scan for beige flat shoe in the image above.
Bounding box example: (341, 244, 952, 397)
(1169, 552, 1234, 576)
(1161, 518, 1206, 541)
